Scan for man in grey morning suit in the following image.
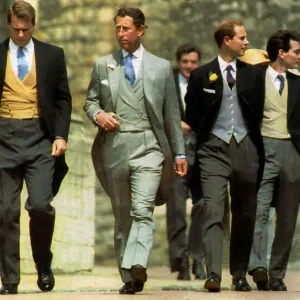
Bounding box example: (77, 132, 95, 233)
(248, 30, 300, 292)
(185, 20, 265, 292)
(166, 44, 206, 280)
(0, 0, 71, 295)
(84, 6, 187, 295)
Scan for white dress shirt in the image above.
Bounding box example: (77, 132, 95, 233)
(9, 38, 34, 76)
(121, 44, 144, 78)
(178, 72, 188, 110)
(218, 55, 237, 83)
(267, 65, 286, 92)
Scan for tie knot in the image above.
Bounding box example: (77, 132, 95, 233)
(17, 47, 25, 58)
(277, 74, 284, 82)
(226, 65, 233, 72)
(125, 53, 134, 61)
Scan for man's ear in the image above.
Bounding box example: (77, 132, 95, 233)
(223, 36, 231, 46)
(278, 49, 285, 60)
(137, 25, 145, 37)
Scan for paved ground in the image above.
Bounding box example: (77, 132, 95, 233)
(10, 266, 300, 299)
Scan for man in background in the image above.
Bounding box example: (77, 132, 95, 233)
(166, 44, 206, 280)
(0, 0, 72, 294)
(248, 30, 300, 292)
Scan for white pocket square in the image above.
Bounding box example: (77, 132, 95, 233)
(101, 79, 109, 86)
(203, 88, 216, 94)
(107, 64, 116, 70)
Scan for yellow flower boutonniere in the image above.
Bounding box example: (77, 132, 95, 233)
(209, 71, 218, 83)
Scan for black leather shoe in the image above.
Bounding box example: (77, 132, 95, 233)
(177, 257, 191, 280)
(252, 267, 269, 291)
(0, 284, 18, 295)
(192, 260, 206, 280)
(36, 266, 55, 292)
(130, 265, 147, 292)
(269, 278, 287, 291)
(119, 282, 135, 294)
(232, 277, 251, 291)
(204, 273, 221, 292)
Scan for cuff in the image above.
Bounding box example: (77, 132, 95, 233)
(175, 155, 186, 159)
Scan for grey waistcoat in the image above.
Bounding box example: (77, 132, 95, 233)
(211, 79, 248, 143)
(115, 67, 151, 132)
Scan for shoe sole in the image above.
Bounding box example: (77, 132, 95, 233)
(131, 267, 147, 283)
(131, 267, 147, 292)
(253, 269, 269, 291)
(204, 281, 220, 292)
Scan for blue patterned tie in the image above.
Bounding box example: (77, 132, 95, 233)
(124, 54, 136, 86)
(277, 74, 285, 95)
(17, 47, 28, 80)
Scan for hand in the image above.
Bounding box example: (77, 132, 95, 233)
(174, 158, 188, 177)
(181, 121, 192, 136)
(96, 112, 120, 131)
(52, 138, 67, 157)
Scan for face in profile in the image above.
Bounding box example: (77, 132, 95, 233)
(281, 40, 300, 70)
(227, 25, 249, 57)
(8, 14, 34, 47)
(178, 52, 200, 79)
(115, 16, 144, 53)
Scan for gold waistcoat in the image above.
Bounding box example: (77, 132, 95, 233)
(0, 51, 42, 119)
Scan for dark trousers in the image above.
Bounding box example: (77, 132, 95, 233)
(0, 118, 55, 285)
(249, 138, 300, 278)
(198, 134, 259, 278)
(166, 135, 205, 272)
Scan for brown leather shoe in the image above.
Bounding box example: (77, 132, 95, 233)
(252, 267, 269, 291)
(130, 265, 147, 292)
(204, 273, 221, 292)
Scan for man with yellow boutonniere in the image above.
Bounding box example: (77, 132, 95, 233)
(185, 19, 265, 292)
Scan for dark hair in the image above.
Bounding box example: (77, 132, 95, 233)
(7, 0, 36, 25)
(113, 6, 147, 29)
(266, 30, 300, 62)
(175, 43, 201, 62)
(214, 19, 244, 48)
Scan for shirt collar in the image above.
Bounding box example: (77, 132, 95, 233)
(122, 44, 144, 60)
(9, 38, 34, 54)
(218, 55, 237, 73)
(267, 65, 286, 81)
(178, 72, 188, 85)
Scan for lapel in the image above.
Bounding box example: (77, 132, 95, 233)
(140, 50, 163, 126)
(206, 58, 223, 106)
(33, 38, 46, 95)
(173, 70, 185, 119)
(142, 50, 156, 107)
(287, 71, 300, 120)
(236, 59, 252, 108)
(0, 39, 9, 94)
(107, 50, 121, 110)
(142, 50, 156, 105)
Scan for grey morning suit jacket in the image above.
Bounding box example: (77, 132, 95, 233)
(84, 49, 185, 205)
